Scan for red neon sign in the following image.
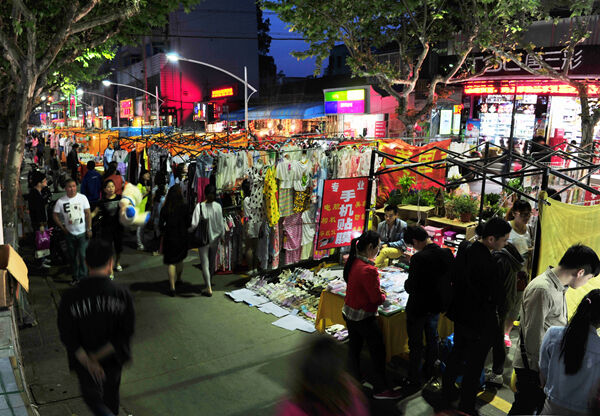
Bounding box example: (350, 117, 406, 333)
(211, 87, 234, 98)
(464, 81, 600, 97)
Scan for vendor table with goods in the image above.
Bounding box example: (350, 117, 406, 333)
(315, 266, 453, 362)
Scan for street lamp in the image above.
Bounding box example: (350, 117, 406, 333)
(102, 80, 163, 127)
(77, 89, 121, 128)
(166, 52, 257, 131)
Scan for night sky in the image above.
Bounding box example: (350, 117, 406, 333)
(267, 12, 318, 77)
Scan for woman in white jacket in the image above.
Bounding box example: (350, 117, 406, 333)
(190, 184, 224, 296)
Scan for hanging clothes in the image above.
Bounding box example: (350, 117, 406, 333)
(283, 213, 302, 265)
(264, 166, 279, 227)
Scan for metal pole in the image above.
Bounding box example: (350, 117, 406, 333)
(478, 142, 489, 225)
(244, 66, 248, 132)
(364, 150, 377, 232)
(116, 92, 120, 128)
(155, 85, 160, 128)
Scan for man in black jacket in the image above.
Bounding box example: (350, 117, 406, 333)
(399, 225, 454, 398)
(57, 239, 135, 416)
(442, 218, 511, 416)
(67, 143, 80, 184)
(28, 171, 51, 268)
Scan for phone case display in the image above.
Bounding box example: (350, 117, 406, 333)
(548, 96, 581, 140)
(513, 98, 536, 139)
(479, 95, 514, 140)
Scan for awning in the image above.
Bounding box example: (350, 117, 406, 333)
(221, 102, 325, 121)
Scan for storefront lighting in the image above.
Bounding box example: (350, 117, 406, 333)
(211, 87, 234, 98)
(464, 81, 600, 97)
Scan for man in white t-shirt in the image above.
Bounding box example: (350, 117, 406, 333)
(53, 179, 92, 284)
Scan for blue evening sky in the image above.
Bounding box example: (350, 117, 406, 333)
(267, 12, 318, 77)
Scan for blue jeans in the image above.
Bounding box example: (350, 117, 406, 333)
(407, 311, 440, 384)
(65, 232, 88, 281)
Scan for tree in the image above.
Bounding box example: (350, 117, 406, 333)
(0, 0, 201, 245)
(263, 0, 537, 135)
(484, 1, 600, 148)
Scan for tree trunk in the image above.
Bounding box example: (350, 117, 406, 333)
(579, 88, 594, 149)
(1, 91, 31, 248)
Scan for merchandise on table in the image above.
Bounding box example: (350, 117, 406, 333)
(325, 266, 410, 316)
(245, 268, 343, 322)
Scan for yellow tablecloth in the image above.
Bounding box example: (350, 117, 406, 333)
(315, 290, 454, 361)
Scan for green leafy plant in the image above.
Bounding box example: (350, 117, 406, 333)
(453, 195, 479, 217)
(397, 176, 416, 197)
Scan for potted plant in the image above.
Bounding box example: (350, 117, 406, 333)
(445, 196, 456, 220)
(453, 195, 479, 222)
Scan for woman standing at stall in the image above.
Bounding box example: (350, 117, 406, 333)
(504, 199, 535, 347)
(190, 184, 224, 297)
(159, 184, 189, 296)
(91, 180, 123, 273)
(343, 230, 402, 400)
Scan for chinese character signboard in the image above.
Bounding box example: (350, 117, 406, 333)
(120, 99, 133, 119)
(317, 177, 368, 250)
(211, 87, 235, 99)
(377, 139, 451, 205)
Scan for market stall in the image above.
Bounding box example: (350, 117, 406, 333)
(314, 266, 454, 361)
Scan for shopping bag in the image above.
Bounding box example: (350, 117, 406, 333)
(35, 228, 52, 259)
(192, 205, 209, 247)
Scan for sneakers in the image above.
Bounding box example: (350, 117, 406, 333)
(504, 333, 512, 347)
(485, 370, 503, 386)
(373, 389, 405, 400)
(69, 280, 78, 286)
(114, 265, 123, 272)
(137, 243, 145, 251)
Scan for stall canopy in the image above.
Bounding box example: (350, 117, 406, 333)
(221, 102, 325, 121)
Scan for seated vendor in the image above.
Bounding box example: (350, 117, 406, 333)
(375, 205, 407, 268)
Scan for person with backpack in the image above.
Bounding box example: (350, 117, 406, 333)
(485, 242, 524, 387)
(398, 225, 454, 399)
(539, 289, 600, 415)
(509, 244, 600, 415)
(442, 217, 512, 416)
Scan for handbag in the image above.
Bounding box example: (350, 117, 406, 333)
(193, 204, 210, 247)
(35, 228, 52, 258)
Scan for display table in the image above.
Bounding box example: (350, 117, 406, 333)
(315, 290, 454, 362)
(375, 204, 436, 222)
(426, 216, 478, 241)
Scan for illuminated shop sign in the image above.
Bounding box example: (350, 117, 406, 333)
(211, 87, 234, 98)
(324, 88, 368, 114)
(120, 99, 134, 119)
(464, 81, 600, 96)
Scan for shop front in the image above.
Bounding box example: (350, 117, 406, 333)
(463, 79, 600, 151)
(323, 86, 396, 138)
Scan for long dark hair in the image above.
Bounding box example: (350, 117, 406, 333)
(163, 184, 185, 217)
(560, 289, 600, 374)
(343, 231, 380, 282)
(292, 336, 353, 414)
(506, 199, 532, 221)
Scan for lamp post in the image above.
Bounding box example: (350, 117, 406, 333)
(166, 52, 257, 131)
(102, 80, 163, 127)
(77, 89, 120, 128)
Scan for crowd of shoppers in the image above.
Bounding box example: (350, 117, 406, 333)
(22, 138, 600, 416)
